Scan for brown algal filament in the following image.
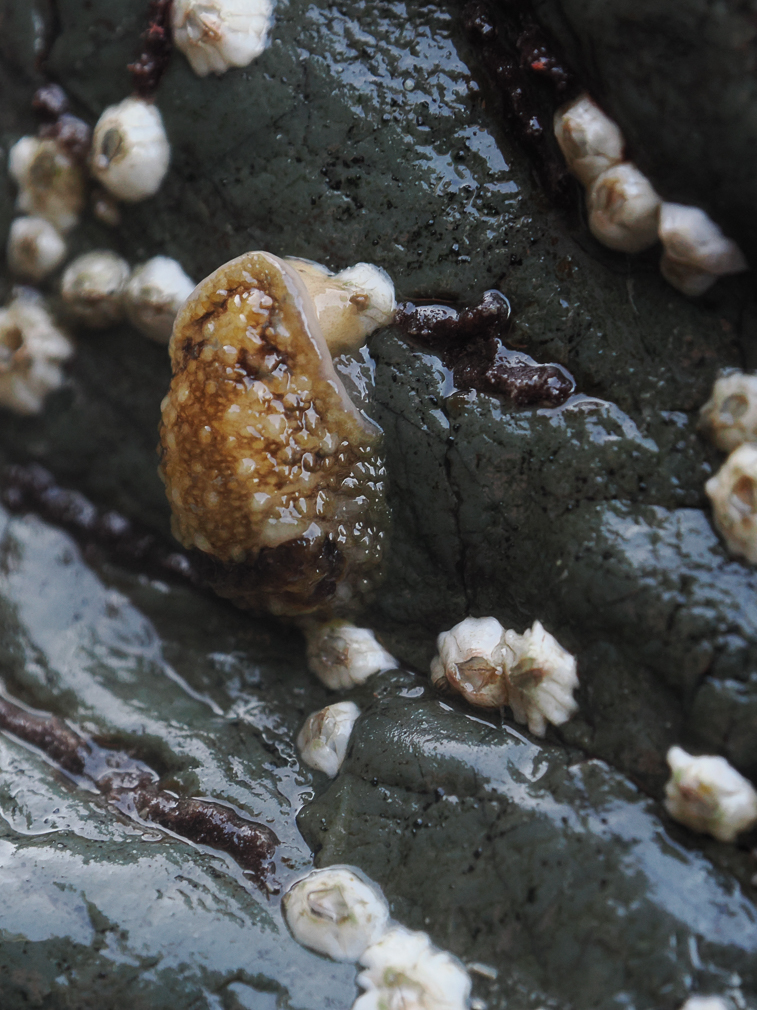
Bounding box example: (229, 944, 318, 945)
(396, 291, 575, 408)
(129, 0, 175, 98)
(0, 693, 278, 885)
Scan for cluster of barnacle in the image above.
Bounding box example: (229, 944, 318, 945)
(554, 94, 748, 296)
(282, 865, 473, 1010)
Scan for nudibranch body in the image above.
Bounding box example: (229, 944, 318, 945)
(159, 251, 388, 617)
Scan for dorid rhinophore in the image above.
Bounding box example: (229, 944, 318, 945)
(705, 444, 757, 563)
(305, 621, 397, 689)
(283, 866, 390, 961)
(61, 251, 131, 329)
(553, 93, 625, 188)
(124, 256, 195, 342)
(504, 620, 579, 738)
(159, 250, 391, 617)
(430, 616, 578, 736)
(355, 925, 472, 1010)
(586, 163, 661, 253)
(297, 700, 360, 777)
(664, 746, 757, 843)
(430, 616, 512, 708)
(699, 372, 757, 454)
(172, 0, 274, 77)
(90, 98, 170, 202)
(6, 217, 67, 282)
(658, 203, 748, 297)
(0, 290, 74, 415)
(8, 136, 86, 233)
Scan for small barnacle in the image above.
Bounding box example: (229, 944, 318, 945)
(430, 616, 512, 708)
(286, 259, 397, 355)
(679, 999, 732, 1010)
(664, 746, 757, 843)
(159, 250, 388, 617)
(172, 0, 273, 77)
(587, 163, 661, 253)
(699, 372, 757, 454)
(0, 290, 73, 415)
(553, 93, 625, 187)
(90, 97, 170, 202)
(61, 251, 131, 329)
(658, 203, 748, 297)
(124, 256, 195, 342)
(503, 620, 579, 737)
(305, 621, 397, 690)
(355, 926, 472, 1010)
(8, 136, 86, 233)
(283, 866, 390, 961)
(6, 216, 67, 282)
(297, 700, 360, 777)
(705, 444, 757, 563)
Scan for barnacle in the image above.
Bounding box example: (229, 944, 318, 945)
(705, 444, 757, 563)
(0, 291, 73, 415)
(430, 616, 512, 707)
(699, 372, 757, 454)
(504, 620, 579, 737)
(124, 256, 195, 342)
(658, 203, 748, 297)
(159, 250, 389, 617)
(283, 866, 390, 961)
(90, 98, 170, 202)
(8, 136, 86, 233)
(587, 163, 661, 253)
(61, 251, 131, 329)
(664, 746, 757, 843)
(305, 620, 397, 689)
(297, 700, 360, 777)
(172, 0, 274, 77)
(6, 216, 67, 281)
(553, 93, 625, 187)
(355, 926, 472, 1010)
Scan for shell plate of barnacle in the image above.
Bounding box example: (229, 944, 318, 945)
(159, 251, 388, 617)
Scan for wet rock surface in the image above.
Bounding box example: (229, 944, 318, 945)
(0, 0, 756, 1005)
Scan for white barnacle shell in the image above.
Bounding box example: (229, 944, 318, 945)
(90, 98, 170, 202)
(172, 0, 273, 77)
(587, 163, 661, 253)
(283, 866, 390, 962)
(305, 621, 397, 690)
(6, 216, 67, 282)
(297, 700, 360, 777)
(705, 443, 757, 563)
(503, 620, 578, 737)
(658, 203, 748, 297)
(355, 926, 472, 1010)
(286, 258, 397, 355)
(61, 251, 131, 329)
(553, 93, 625, 188)
(699, 372, 757, 454)
(664, 746, 757, 843)
(124, 256, 195, 342)
(8, 136, 86, 233)
(0, 290, 73, 415)
(430, 616, 512, 708)
(679, 998, 732, 1010)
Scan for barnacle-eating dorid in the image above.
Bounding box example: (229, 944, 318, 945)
(305, 620, 397, 689)
(297, 700, 360, 777)
(658, 203, 748, 297)
(282, 866, 390, 961)
(90, 98, 170, 202)
(705, 444, 757, 563)
(430, 616, 512, 708)
(0, 289, 73, 415)
(61, 251, 131, 329)
(8, 136, 86, 233)
(159, 250, 389, 617)
(172, 0, 274, 77)
(355, 925, 472, 1010)
(553, 93, 625, 188)
(664, 746, 757, 843)
(124, 256, 195, 342)
(699, 372, 757, 454)
(7, 216, 67, 282)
